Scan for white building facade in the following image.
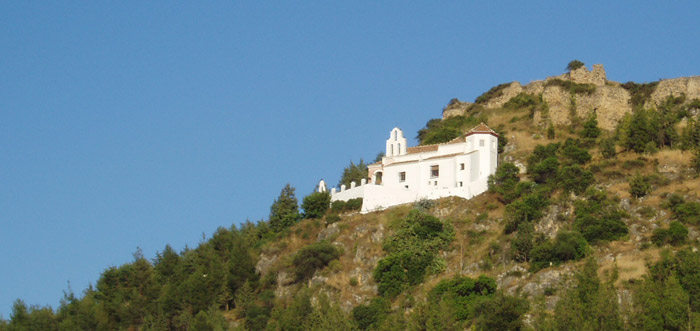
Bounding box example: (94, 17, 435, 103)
(328, 123, 499, 213)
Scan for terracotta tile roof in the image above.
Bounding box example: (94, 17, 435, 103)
(406, 144, 439, 154)
(399, 123, 496, 156)
(465, 122, 499, 137)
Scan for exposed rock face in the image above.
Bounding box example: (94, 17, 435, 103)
(442, 99, 472, 118)
(456, 64, 698, 130)
(483, 82, 524, 109)
(568, 64, 607, 86)
(537, 84, 632, 130)
(650, 76, 700, 106)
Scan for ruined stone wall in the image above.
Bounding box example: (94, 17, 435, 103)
(447, 64, 698, 130)
(442, 100, 472, 118)
(483, 82, 523, 109)
(649, 76, 700, 106)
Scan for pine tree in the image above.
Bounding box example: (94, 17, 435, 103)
(269, 184, 300, 233)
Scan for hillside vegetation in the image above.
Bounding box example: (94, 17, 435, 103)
(3, 63, 700, 330)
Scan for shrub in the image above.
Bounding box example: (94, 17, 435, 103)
(503, 92, 539, 115)
(475, 82, 512, 104)
(546, 79, 596, 95)
(673, 201, 700, 225)
(629, 173, 651, 198)
(504, 193, 550, 233)
(621, 81, 659, 107)
(374, 210, 454, 297)
(600, 138, 616, 159)
(487, 162, 521, 203)
(580, 113, 601, 141)
(301, 192, 331, 219)
(573, 188, 628, 243)
(692, 149, 700, 175)
(416, 115, 481, 145)
(560, 138, 592, 165)
(652, 221, 688, 246)
(567, 60, 585, 71)
(530, 231, 588, 271)
(429, 275, 497, 321)
(559, 165, 594, 194)
(330, 198, 362, 213)
(291, 241, 341, 282)
(352, 298, 390, 330)
(338, 160, 368, 188)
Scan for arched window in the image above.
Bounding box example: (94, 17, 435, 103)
(390, 145, 394, 156)
(398, 143, 401, 154)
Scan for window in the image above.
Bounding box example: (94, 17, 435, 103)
(459, 181, 463, 187)
(479, 139, 485, 147)
(399, 171, 406, 182)
(390, 145, 394, 156)
(460, 163, 465, 170)
(430, 165, 439, 178)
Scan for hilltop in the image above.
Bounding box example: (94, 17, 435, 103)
(3, 62, 700, 330)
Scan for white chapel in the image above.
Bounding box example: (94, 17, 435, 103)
(327, 123, 499, 213)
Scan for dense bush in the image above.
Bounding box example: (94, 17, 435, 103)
(559, 138, 592, 165)
(530, 231, 588, 271)
(666, 194, 700, 225)
(416, 115, 481, 145)
(580, 113, 601, 142)
(629, 173, 651, 198)
(301, 191, 331, 219)
(374, 210, 454, 297)
(573, 188, 628, 243)
(504, 192, 550, 234)
(330, 198, 363, 213)
(621, 81, 659, 108)
(559, 165, 594, 194)
(600, 137, 617, 159)
(291, 241, 341, 282)
(567, 60, 585, 71)
(487, 162, 521, 203)
(652, 221, 688, 246)
(429, 275, 497, 321)
(527, 143, 561, 184)
(338, 160, 368, 188)
(352, 297, 390, 330)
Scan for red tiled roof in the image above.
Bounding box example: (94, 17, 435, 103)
(406, 144, 439, 154)
(465, 122, 498, 137)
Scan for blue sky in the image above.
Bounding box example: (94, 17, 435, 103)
(1, 1, 699, 317)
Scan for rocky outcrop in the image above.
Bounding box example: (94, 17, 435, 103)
(649, 76, 700, 106)
(453, 64, 698, 130)
(536, 83, 632, 130)
(442, 99, 472, 118)
(483, 82, 524, 109)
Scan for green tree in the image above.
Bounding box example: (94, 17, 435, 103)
(629, 173, 651, 198)
(567, 60, 585, 71)
(292, 241, 341, 282)
(692, 149, 700, 175)
(339, 160, 368, 188)
(301, 191, 331, 219)
(269, 184, 301, 233)
(488, 162, 521, 203)
(580, 113, 601, 142)
(559, 165, 593, 194)
(600, 137, 616, 159)
(352, 298, 390, 330)
(475, 291, 529, 331)
(554, 258, 622, 330)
